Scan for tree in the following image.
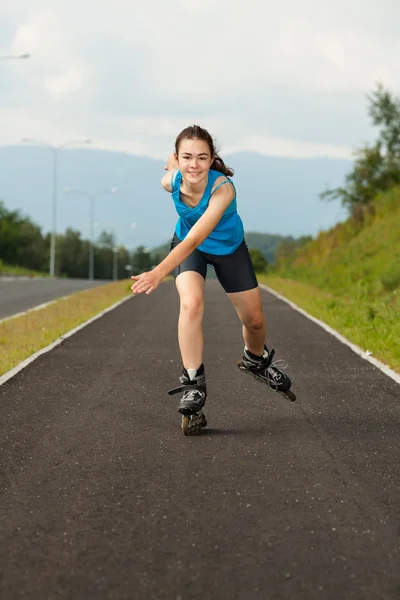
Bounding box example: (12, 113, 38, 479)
(57, 228, 88, 278)
(275, 235, 312, 266)
(0, 201, 48, 271)
(0, 200, 132, 279)
(368, 83, 400, 158)
(249, 248, 268, 273)
(97, 230, 116, 249)
(132, 245, 153, 274)
(321, 84, 400, 214)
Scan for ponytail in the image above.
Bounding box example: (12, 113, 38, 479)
(210, 154, 234, 177)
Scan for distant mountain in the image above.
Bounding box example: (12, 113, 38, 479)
(0, 146, 351, 250)
(152, 231, 290, 263)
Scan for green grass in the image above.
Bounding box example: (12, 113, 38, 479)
(0, 280, 132, 376)
(283, 187, 400, 300)
(260, 187, 400, 374)
(0, 276, 174, 377)
(0, 261, 49, 277)
(258, 276, 400, 373)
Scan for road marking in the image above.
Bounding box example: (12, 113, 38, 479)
(0, 296, 133, 387)
(260, 283, 400, 385)
(0, 281, 109, 324)
(0, 296, 71, 325)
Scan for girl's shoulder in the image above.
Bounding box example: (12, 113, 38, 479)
(171, 169, 181, 189)
(209, 170, 236, 197)
(209, 169, 233, 181)
(162, 169, 181, 193)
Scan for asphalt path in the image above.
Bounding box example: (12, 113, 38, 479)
(0, 278, 109, 320)
(0, 280, 399, 599)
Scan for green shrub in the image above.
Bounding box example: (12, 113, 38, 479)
(249, 248, 268, 273)
(381, 261, 400, 291)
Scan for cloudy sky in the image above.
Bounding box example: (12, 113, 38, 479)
(1, 0, 400, 161)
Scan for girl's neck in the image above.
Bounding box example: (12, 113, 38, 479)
(181, 173, 209, 195)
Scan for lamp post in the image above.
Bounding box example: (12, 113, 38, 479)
(65, 187, 119, 280)
(112, 247, 118, 281)
(22, 138, 91, 277)
(94, 221, 135, 281)
(0, 53, 31, 61)
(111, 223, 136, 280)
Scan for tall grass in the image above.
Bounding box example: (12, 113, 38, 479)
(262, 186, 400, 373)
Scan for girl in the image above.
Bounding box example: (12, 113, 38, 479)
(131, 125, 294, 417)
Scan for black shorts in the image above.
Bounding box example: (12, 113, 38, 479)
(170, 233, 258, 293)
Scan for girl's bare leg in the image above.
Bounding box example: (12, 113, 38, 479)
(175, 271, 205, 370)
(227, 287, 266, 355)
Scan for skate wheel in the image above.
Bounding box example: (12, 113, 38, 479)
(201, 413, 207, 428)
(282, 389, 296, 402)
(182, 415, 190, 436)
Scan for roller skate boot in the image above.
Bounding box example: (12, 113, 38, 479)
(237, 345, 296, 401)
(168, 364, 208, 436)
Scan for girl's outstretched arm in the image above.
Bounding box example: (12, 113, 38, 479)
(130, 182, 235, 295)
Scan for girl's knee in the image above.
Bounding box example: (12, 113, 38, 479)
(243, 311, 265, 331)
(180, 296, 204, 320)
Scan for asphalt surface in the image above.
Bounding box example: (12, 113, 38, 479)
(0, 278, 109, 320)
(0, 280, 399, 600)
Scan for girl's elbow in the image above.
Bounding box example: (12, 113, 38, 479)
(185, 234, 203, 251)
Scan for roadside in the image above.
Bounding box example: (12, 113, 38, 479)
(0, 279, 132, 376)
(0, 278, 112, 320)
(259, 274, 400, 374)
(0, 262, 48, 278)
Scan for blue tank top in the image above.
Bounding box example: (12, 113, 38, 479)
(171, 169, 244, 255)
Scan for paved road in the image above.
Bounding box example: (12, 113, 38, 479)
(0, 281, 399, 599)
(0, 278, 110, 320)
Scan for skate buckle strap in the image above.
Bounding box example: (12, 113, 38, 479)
(168, 383, 195, 396)
(168, 382, 206, 396)
(263, 348, 275, 369)
(168, 370, 206, 396)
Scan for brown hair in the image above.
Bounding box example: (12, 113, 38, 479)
(175, 125, 234, 177)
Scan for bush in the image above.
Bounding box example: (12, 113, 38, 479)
(249, 248, 268, 273)
(381, 261, 400, 291)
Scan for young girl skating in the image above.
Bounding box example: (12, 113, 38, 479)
(131, 125, 294, 433)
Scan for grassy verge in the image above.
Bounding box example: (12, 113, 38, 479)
(0, 262, 49, 277)
(258, 275, 400, 374)
(0, 280, 133, 376)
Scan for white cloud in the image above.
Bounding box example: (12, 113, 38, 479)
(224, 135, 353, 160)
(1, 0, 399, 159)
(44, 65, 83, 95)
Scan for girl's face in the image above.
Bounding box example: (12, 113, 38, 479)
(176, 138, 213, 185)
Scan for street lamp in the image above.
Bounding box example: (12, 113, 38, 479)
(0, 53, 31, 61)
(93, 220, 135, 281)
(112, 246, 119, 281)
(64, 187, 119, 280)
(22, 137, 91, 277)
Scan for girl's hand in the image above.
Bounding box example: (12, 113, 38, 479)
(130, 269, 162, 295)
(164, 153, 179, 171)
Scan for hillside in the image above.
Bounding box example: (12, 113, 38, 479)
(280, 186, 400, 299)
(260, 186, 400, 372)
(242, 232, 291, 263)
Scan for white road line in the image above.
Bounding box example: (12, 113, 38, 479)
(0, 296, 71, 325)
(0, 296, 133, 387)
(260, 283, 400, 385)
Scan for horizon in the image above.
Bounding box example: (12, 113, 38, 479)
(2, 1, 399, 162)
